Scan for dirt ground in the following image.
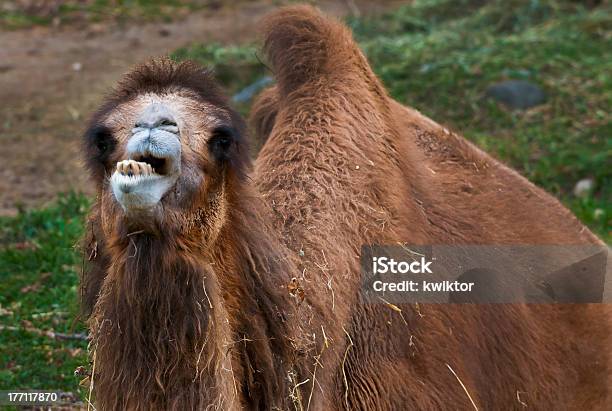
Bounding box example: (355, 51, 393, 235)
(0, 0, 401, 216)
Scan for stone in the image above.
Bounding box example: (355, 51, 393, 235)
(485, 80, 546, 109)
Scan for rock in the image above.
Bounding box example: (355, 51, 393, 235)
(573, 178, 594, 198)
(485, 80, 546, 109)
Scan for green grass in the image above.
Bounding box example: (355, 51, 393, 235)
(348, 0, 611, 241)
(0, 0, 610, 397)
(0, 194, 89, 398)
(0, 0, 213, 29)
(172, 43, 265, 114)
(175, 0, 610, 240)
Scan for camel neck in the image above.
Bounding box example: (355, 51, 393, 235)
(206, 194, 297, 408)
(87, 184, 297, 409)
(89, 234, 241, 410)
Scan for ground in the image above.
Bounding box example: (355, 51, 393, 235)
(0, 0, 609, 406)
(0, 0, 398, 216)
(0, 1, 399, 405)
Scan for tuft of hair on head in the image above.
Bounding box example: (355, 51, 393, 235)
(90, 58, 230, 125)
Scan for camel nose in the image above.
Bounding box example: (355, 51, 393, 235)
(134, 103, 178, 130)
(127, 102, 182, 176)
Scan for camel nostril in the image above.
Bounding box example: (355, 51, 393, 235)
(134, 103, 179, 131)
(134, 117, 178, 129)
(158, 119, 177, 127)
(134, 118, 178, 129)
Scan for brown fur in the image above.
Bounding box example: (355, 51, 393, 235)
(249, 85, 278, 152)
(81, 5, 610, 410)
(81, 59, 296, 410)
(254, 6, 611, 410)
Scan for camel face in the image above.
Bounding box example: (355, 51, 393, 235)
(83, 62, 247, 233)
(110, 100, 182, 213)
(100, 93, 222, 219)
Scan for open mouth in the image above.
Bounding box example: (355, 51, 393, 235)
(116, 155, 169, 177)
(111, 154, 179, 213)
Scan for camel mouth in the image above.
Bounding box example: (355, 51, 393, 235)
(126, 155, 169, 176)
(116, 158, 162, 177)
(110, 157, 179, 213)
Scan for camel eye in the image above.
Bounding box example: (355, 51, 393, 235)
(86, 124, 116, 163)
(96, 139, 108, 153)
(208, 125, 237, 163)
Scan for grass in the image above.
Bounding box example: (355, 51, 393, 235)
(348, 0, 611, 240)
(0, 194, 89, 402)
(175, 0, 611, 241)
(0, 0, 214, 29)
(0, 0, 609, 398)
(172, 42, 266, 114)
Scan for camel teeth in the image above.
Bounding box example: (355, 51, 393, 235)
(116, 160, 156, 177)
(118, 160, 128, 175)
(140, 162, 149, 176)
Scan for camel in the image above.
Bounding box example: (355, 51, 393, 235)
(80, 5, 611, 410)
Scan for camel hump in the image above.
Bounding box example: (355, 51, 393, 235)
(261, 5, 375, 98)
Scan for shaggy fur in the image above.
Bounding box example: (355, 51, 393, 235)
(81, 5, 610, 410)
(81, 59, 296, 410)
(249, 85, 279, 152)
(254, 6, 611, 410)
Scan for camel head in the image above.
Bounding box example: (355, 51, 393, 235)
(83, 58, 248, 237)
